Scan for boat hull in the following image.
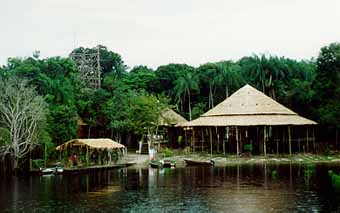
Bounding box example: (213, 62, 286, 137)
(184, 159, 214, 166)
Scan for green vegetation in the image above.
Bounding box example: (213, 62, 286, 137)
(0, 42, 339, 172)
(328, 170, 340, 192)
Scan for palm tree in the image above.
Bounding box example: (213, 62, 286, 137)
(242, 55, 284, 99)
(174, 72, 199, 120)
(215, 62, 242, 98)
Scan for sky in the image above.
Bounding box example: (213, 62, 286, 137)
(1, 0, 340, 69)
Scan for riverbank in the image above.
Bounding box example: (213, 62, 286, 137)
(123, 152, 340, 168)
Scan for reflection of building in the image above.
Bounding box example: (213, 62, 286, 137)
(180, 84, 317, 155)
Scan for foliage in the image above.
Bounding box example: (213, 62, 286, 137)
(313, 43, 340, 128)
(160, 147, 174, 157)
(0, 77, 48, 169)
(0, 42, 339, 172)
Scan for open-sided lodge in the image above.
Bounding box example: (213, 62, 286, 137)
(56, 138, 126, 167)
(179, 84, 317, 156)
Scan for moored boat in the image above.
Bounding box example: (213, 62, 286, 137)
(162, 159, 176, 168)
(149, 160, 162, 168)
(184, 159, 215, 166)
(149, 159, 176, 168)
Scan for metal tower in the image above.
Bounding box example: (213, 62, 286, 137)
(70, 46, 101, 88)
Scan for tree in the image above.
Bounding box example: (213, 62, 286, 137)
(0, 77, 47, 170)
(240, 55, 285, 99)
(313, 43, 340, 145)
(127, 92, 168, 144)
(70, 45, 127, 78)
(174, 72, 199, 120)
(215, 61, 243, 98)
(122, 65, 156, 92)
(197, 63, 220, 109)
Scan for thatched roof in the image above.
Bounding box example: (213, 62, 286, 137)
(180, 84, 317, 127)
(159, 108, 187, 126)
(56, 138, 125, 151)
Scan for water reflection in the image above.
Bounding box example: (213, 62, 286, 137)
(1, 164, 340, 212)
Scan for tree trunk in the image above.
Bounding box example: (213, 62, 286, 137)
(13, 156, 18, 172)
(225, 85, 229, 98)
(209, 84, 214, 108)
(209, 127, 213, 155)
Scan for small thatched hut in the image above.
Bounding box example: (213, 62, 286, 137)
(56, 138, 126, 167)
(159, 108, 188, 148)
(180, 84, 317, 155)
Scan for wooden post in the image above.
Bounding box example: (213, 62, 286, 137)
(240, 127, 242, 154)
(236, 127, 239, 156)
(193, 128, 196, 152)
(224, 127, 228, 156)
(201, 128, 204, 152)
(184, 128, 188, 152)
(264, 126, 267, 156)
(306, 127, 309, 152)
(288, 126, 292, 156)
(209, 127, 213, 155)
(216, 126, 219, 153)
(86, 146, 89, 165)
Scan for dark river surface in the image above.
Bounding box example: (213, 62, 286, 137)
(1, 164, 340, 212)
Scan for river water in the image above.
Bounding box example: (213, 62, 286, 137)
(1, 164, 340, 212)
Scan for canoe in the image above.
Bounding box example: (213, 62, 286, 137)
(149, 160, 176, 168)
(162, 159, 176, 168)
(149, 160, 162, 168)
(184, 159, 215, 166)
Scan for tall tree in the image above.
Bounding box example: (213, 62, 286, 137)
(174, 72, 199, 120)
(0, 77, 47, 171)
(313, 43, 340, 145)
(215, 61, 243, 98)
(240, 55, 285, 99)
(197, 63, 219, 109)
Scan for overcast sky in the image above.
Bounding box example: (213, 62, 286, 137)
(1, 0, 339, 69)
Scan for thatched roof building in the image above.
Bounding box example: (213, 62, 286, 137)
(181, 84, 316, 127)
(56, 138, 125, 151)
(179, 84, 317, 156)
(159, 108, 187, 126)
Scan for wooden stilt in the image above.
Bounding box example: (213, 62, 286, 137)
(306, 127, 309, 152)
(209, 127, 213, 155)
(224, 127, 228, 155)
(236, 127, 239, 156)
(193, 128, 196, 152)
(282, 129, 286, 154)
(239, 127, 242, 154)
(288, 126, 292, 156)
(264, 126, 267, 156)
(184, 128, 188, 152)
(216, 126, 219, 153)
(201, 128, 204, 152)
(86, 146, 89, 165)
